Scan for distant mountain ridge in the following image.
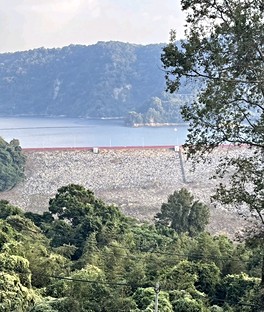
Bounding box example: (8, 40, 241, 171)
(0, 41, 192, 119)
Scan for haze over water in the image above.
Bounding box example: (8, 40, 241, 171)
(0, 117, 188, 148)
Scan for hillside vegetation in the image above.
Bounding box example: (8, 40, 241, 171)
(0, 184, 262, 311)
(0, 137, 25, 191)
(0, 42, 191, 121)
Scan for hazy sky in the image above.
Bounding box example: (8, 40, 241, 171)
(0, 0, 186, 53)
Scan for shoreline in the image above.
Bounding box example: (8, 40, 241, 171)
(130, 122, 187, 128)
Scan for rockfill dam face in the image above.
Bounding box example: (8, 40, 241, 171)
(0, 146, 250, 238)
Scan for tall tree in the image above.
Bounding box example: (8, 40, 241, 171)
(161, 0, 264, 305)
(155, 188, 209, 236)
(44, 184, 125, 259)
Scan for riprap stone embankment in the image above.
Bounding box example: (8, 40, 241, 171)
(0, 146, 250, 237)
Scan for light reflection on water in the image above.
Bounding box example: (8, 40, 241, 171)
(0, 117, 188, 148)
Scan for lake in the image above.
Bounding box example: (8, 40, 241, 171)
(0, 117, 188, 148)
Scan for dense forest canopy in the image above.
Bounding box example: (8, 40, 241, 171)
(0, 184, 263, 311)
(0, 42, 191, 123)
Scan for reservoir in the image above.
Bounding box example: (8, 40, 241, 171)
(0, 117, 188, 148)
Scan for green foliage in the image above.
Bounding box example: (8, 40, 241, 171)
(216, 273, 260, 311)
(0, 212, 70, 290)
(172, 296, 208, 312)
(0, 220, 17, 250)
(161, 260, 200, 293)
(155, 188, 209, 236)
(0, 42, 177, 118)
(51, 265, 110, 312)
(130, 223, 177, 252)
(189, 233, 230, 270)
(161, 259, 220, 303)
(0, 200, 23, 219)
(0, 272, 37, 312)
(209, 306, 224, 312)
(125, 111, 144, 126)
(0, 246, 38, 311)
(40, 184, 126, 259)
(48, 184, 123, 228)
(30, 300, 59, 312)
(161, 0, 264, 301)
(29, 251, 70, 288)
(0, 184, 261, 311)
(0, 138, 26, 191)
(0, 252, 31, 286)
(195, 262, 221, 296)
(125, 94, 187, 126)
(24, 211, 54, 227)
(5, 214, 40, 235)
(133, 287, 173, 311)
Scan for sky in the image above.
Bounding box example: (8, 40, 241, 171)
(0, 0, 186, 53)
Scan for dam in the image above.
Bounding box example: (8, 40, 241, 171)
(0, 145, 249, 238)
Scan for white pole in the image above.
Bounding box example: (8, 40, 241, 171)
(154, 282, 159, 312)
(174, 127, 178, 146)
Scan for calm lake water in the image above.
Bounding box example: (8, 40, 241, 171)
(0, 117, 188, 148)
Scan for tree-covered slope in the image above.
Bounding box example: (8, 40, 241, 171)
(0, 184, 262, 311)
(0, 41, 185, 118)
(0, 137, 25, 191)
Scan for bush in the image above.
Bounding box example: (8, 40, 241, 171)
(0, 137, 26, 191)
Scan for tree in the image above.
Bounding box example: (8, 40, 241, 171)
(0, 271, 37, 311)
(0, 250, 38, 311)
(155, 188, 209, 236)
(132, 287, 173, 311)
(0, 200, 23, 219)
(171, 296, 208, 312)
(44, 184, 125, 259)
(161, 0, 264, 295)
(48, 265, 111, 312)
(216, 273, 260, 311)
(0, 137, 26, 191)
(125, 111, 144, 126)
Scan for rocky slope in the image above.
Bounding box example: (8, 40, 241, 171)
(0, 146, 249, 238)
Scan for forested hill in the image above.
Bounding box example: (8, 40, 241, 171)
(0, 41, 191, 119)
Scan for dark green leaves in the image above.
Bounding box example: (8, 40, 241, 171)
(155, 188, 209, 236)
(0, 137, 26, 192)
(162, 0, 264, 294)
